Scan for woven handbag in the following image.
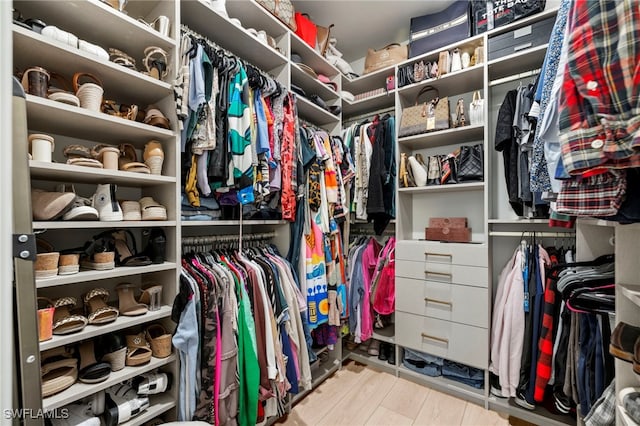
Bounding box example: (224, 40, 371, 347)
(399, 86, 449, 137)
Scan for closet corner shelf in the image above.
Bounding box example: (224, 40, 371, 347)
(33, 220, 177, 230)
(181, 219, 287, 227)
(619, 283, 640, 309)
(398, 182, 485, 194)
(341, 65, 396, 95)
(576, 218, 617, 228)
(487, 44, 549, 82)
(372, 325, 395, 344)
(13, 25, 173, 106)
(398, 125, 484, 150)
(30, 161, 176, 187)
(289, 33, 340, 78)
(342, 92, 395, 118)
(180, 0, 288, 72)
(397, 365, 485, 405)
(296, 96, 340, 126)
(120, 394, 176, 426)
(397, 64, 484, 100)
(487, 397, 574, 426)
(291, 63, 340, 102)
(40, 305, 173, 352)
(344, 349, 396, 376)
(36, 262, 177, 289)
(25, 95, 175, 145)
(43, 353, 176, 412)
(14, 0, 176, 53)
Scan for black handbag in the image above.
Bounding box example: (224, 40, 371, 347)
(397, 64, 415, 88)
(457, 143, 484, 181)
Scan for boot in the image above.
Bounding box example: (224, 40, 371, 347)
(388, 344, 396, 365)
(91, 184, 122, 221)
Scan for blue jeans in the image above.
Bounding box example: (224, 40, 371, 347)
(402, 348, 443, 377)
(442, 360, 484, 389)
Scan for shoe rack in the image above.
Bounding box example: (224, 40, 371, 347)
(12, 0, 180, 422)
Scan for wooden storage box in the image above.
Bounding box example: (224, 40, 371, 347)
(487, 14, 555, 61)
(428, 217, 468, 229)
(425, 227, 472, 242)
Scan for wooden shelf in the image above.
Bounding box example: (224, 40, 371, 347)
(24, 95, 175, 145)
(397, 64, 484, 101)
(120, 394, 176, 426)
(488, 44, 549, 83)
(33, 220, 176, 230)
(36, 262, 176, 289)
(343, 92, 395, 119)
(291, 63, 340, 102)
(13, 25, 173, 107)
(398, 182, 485, 194)
(397, 365, 485, 405)
(30, 161, 175, 187)
(342, 65, 395, 95)
(487, 396, 574, 426)
(40, 305, 172, 351)
(290, 32, 340, 78)
(43, 354, 176, 411)
(296, 96, 340, 126)
(182, 220, 287, 227)
(180, 0, 288, 73)
(398, 125, 484, 150)
(14, 0, 176, 53)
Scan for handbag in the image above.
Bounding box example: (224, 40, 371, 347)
(399, 153, 416, 188)
(397, 64, 414, 88)
(414, 60, 426, 82)
(441, 151, 459, 184)
(450, 48, 462, 72)
(294, 13, 316, 48)
(256, 0, 297, 31)
(399, 86, 450, 137)
(364, 43, 408, 75)
(315, 23, 334, 57)
(457, 143, 484, 181)
(437, 51, 450, 76)
(427, 155, 441, 185)
(469, 91, 484, 125)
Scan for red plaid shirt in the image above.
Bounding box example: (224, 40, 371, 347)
(559, 0, 640, 175)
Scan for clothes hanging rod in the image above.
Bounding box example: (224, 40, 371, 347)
(489, 68, 541, 87)
(489, 231, 575, 238)
(181, 231, 276, 245)
(342, 106, 396, 126)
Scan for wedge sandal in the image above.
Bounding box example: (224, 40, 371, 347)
(143, 140, 164, 175)
(91, 144, 120, 170)
(84, 288, 119, 324)
(97, 333, 127, 372)
(108, 48, 137, 70)
(116, 283, 148, 316)
(145, 324, 172, 358)
(41, 346, 78, 397)
(52, 296, 88, 335)
(142, 108, 170, 129)
(80, 232, 116, 270)
(125, 333, 153, 366)
(78, 340, 111, 384)
(139, 197, 167, 221)
(118, 143, 150, 174)
(121, 200, 142, 221)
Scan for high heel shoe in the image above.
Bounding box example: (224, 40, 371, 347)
(454, 98, 467, 128)
(139, 284, 162, 311)
(115, 283, 148, 316)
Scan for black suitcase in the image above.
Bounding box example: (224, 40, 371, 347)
(408, 1, 471, 59)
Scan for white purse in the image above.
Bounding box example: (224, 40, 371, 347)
(469, 91, 484, 125)
(450, 48, 462, 72)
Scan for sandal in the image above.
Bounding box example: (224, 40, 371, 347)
(116, 283, 148, 316)
(142, 107, 170, 129)
(84, 288, 119, 324)
(121, 200, 142, 221)
(143, 140, 164, 175)
(118, 144, 150, 174)
(80, 232, 116, 270)
(35, 239, 60, 279)
(52, 296, 88, 335)
(108, 48, 137, 70)
(64, 145, 103, 168)
(125, 333, 153, 366)
(101, 100, 139, 121)
(78, 340, 111, 384)
(139, 284, 162, 311)
(139, 197, 167, 221)
(91, 143, 120, 170)
(41, 346, 78, 397)
(97, 333, 127, 372)
(112, 230, 152, 267)
(145, 324, 171, 358)
(58, 249, 81, 275)
(143, 46, 168, 80)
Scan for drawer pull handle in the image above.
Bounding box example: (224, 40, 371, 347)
(424, 297, 452, 306)
(421, 333, 449, 344)
(425, 252, 452, 259)
(425, 270, 453, 278)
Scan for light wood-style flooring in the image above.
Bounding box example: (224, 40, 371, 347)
(277, 361, 510, 426)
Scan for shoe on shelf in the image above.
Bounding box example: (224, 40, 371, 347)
(140, 228, 166, 264)
(84, 288, 119, 325)
(78, 340, 111, 384)
(367, 339, 380, 357)
(121, 200, 142, 221)
(112, 230, 152, 267)
(104, 383, 150, 426)
(79, 231, 116, 270)
(620, 387, 640, 424)
(610, 321, 640, 362)
(118, 143, 150, 174)
(145, 324, 172, 358)
(125, 333, 153, 366)
(56, 185, 99, 221)
(52, 296, 88, 335)
(143, 140, 164, 175)
(97, 333, 127, 372)
(35, 238, 59, 279)
(115, 283, 148, 316)
(40, 346, 78, 398)
(139, 196, 167, 221)
(387, 344, 396, 365)
(378, 342, 389, 361)
(133, 371, 171, 395)
(31, 189, 76, 221)
(139, 284, 163, 311)
(91, 184, 123, 221)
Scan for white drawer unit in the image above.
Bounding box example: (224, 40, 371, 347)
(396, 260, 488, 288)
(395, 312, 488, 369)
(396, 240, 488, 267)
(396, 277, 489, 328)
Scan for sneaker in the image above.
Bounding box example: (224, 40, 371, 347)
(489, 373, 506, 398)
(514, 392, 535, 410)
(91, 184, 122, 221)
(367, 339, 380, 357)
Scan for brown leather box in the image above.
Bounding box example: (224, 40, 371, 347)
(428, 217, 468, 229)
(425, 227, 472, 243)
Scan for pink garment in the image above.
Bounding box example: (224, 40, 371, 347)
(360, 238, 381, 341)
(489, 250, 525, 397)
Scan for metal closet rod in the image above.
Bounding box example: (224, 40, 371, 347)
(489, 231, 575, 237)
(342, 106, 396, 126)
(181, 231, 276, 245)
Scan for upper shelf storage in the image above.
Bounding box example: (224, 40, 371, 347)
(13, 0, 176, 53)
(397, 64, 484, 103)
(226, 0, 290, 39)
(289, 32, 340, 78)
(13, 25, 173, 106)
(180, 0, 288, 73)
(291, 63, 340, 102)
(343, 93, 394, 118)
(342, 65, 395, 97)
